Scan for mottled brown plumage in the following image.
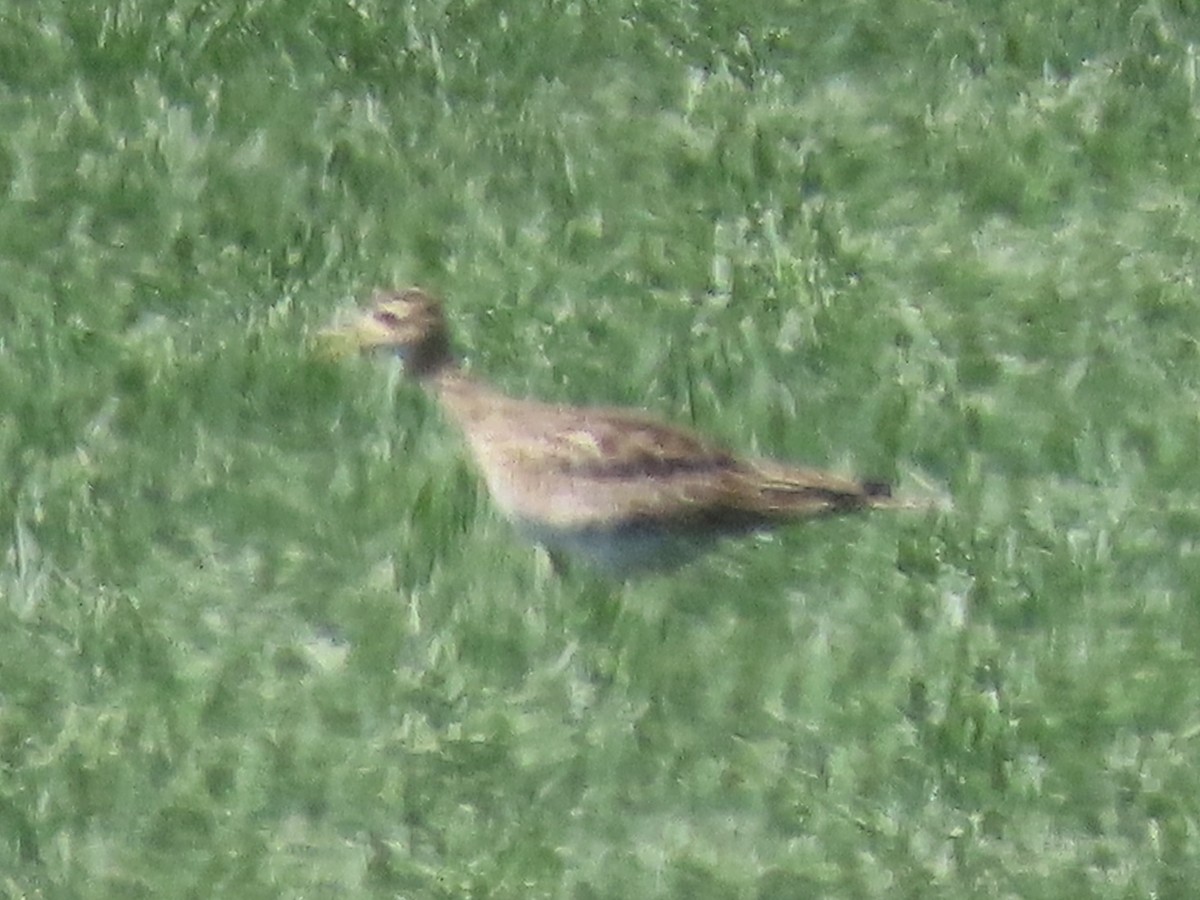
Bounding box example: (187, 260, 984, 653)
(323, 288, 907, 574)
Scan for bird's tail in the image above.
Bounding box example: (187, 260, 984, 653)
(741, 462, 946, 518)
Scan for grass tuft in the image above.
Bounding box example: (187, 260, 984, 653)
(4, 0, 1200, 896)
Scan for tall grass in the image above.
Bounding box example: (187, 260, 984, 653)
(3, 1, 1200, 896)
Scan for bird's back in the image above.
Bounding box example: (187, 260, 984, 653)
(429, 370, 888, 535)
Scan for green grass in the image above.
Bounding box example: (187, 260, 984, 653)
(4, 0, 1200, 896)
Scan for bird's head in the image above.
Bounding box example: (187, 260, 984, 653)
(320, 288, 454, 376)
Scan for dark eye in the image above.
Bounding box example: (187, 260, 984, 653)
(375, 310, 402, 328)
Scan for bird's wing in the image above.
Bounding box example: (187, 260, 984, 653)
(433, 375, 890, 527)
(462, 402, 882, 528)
(526, 408, 740, 479)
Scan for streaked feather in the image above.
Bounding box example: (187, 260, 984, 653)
(322, 288, 923, 574)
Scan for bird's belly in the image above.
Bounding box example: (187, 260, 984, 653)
(515, 518, 726, 576)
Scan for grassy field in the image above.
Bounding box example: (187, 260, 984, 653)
(4, 0, 1200, 897)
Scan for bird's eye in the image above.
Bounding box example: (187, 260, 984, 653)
(375, 310, 403, 328)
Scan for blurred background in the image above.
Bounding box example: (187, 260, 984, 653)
(2, 1, 1200, 897)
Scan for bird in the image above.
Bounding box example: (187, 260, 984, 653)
(321, 287, 915, 576)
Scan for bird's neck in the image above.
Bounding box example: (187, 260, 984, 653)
(422, 365, 525, 434)
(404, 331, 455, 377)
(425, 364, 494, 403)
